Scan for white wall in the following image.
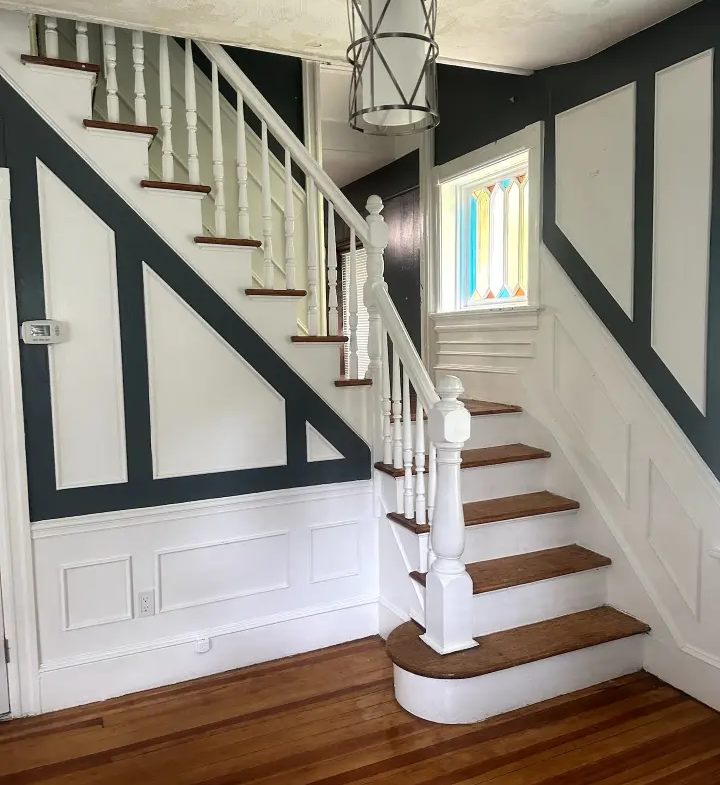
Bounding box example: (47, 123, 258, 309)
(430, 50, 720, 706)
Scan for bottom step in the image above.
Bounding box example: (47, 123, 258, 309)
(387, 607, 649, 724)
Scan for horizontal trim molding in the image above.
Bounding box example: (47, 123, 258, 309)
(38, 594, 379, 672)
(433, 363, 518, 375)
(31, 480, 373, 539)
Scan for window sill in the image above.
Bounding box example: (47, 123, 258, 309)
(430, 304, 543, 331)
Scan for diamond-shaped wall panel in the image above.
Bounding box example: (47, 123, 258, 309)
(556, 84, 636, 318)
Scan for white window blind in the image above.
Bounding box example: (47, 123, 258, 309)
(341, 246, 370, 379)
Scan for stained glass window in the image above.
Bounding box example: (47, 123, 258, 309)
(462, 164, 530, 307)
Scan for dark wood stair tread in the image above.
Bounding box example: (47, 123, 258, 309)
(410, 545, 611, 594)
(335, 379, 373, 387)
(386, 607, 649, 680)
(292, 336, 348, 343)
(245, 288, 306, 296)
(388, 491, 579, 535)
(84, 119, 158, 136)
(141, 180, 211, 194)
(375, 443, 549, 479)
(195, 236, 261, 247)
(21, 54, 100, 73)
(392, 398, 522, 423)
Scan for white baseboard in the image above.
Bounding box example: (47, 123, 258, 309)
(37, 598, 379, 712)
(644, 635, 720, 713)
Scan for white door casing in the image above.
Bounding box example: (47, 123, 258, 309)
(0, 580, 8, 715)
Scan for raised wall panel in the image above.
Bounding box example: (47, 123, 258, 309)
(652, 50, 713, 414)
(310, 521, 361, 583)
(556, 84, 636, 318)
(61, 556, 133, 630)
(306, 422, 343, 462)
(37, 161, 127, 489)
(554, 320, 631, 503)
(144, 267, 287, 478)
(156, 531, 290, 612)
(647, 461, 702, 617)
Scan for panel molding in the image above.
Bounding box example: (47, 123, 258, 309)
(552, 317, 632, 504)
(310, 520, 361, 583)
(646, 459, 703, 618)
(36, 160, 127, 491)
(60, 555, 133, 631)
(651, 49, 713, 415)
(154, 531, 290, 613)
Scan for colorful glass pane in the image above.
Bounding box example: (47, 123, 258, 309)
(489, 185, 505, 296)
(521, 176, 529, 294)
(505, 179, 521, 296)
(498, 287, 510, 298)
(476, 189, 491, 298)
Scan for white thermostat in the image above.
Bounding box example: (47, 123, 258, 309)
(21, 320, 68, 345)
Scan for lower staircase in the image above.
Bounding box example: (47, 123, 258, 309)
(379, 397, 650, 724)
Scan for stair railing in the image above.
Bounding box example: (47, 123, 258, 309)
(32, 14, 476, 655)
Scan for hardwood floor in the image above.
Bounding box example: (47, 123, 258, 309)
(1, 636, 719, 784)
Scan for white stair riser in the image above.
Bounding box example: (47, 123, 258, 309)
(384, 459, 548, 513)
(82, 128, 152, 183)
(139, 189, 205, 241)
(464, 413, 524, 450)
(472, 569, 607, 636)
(460, 460, 548, 503)
(412, 568, 608, 636)
(21, 66, 94, 126)
(393, 635, 645, 724)
(460, 512, 578, 564)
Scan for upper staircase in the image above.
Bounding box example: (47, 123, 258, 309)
(0, 10, 650, 724)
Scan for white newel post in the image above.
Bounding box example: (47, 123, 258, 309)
(421, 375, 476, 655)
(363, 195, 388, 382)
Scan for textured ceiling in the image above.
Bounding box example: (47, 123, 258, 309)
(2, 0, 701, 70)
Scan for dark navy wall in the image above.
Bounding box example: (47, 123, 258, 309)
(0, 73, 369, 523)
(434, 0, 720, 480)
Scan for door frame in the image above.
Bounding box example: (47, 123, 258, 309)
(0, 167, 41, 717)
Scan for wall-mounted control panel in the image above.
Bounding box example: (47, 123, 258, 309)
(21, 320, 68, 345)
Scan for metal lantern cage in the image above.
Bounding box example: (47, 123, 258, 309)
(347, 0, 439, 136)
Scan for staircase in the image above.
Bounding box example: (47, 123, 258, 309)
(0, 10, 650, 723)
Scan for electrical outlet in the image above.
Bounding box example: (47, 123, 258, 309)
(196, 637, 211, 654)
(138, 590, 155, 618)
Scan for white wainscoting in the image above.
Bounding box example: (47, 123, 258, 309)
(306, 422, 343, 462)
(31, 480, 377, 712)
(652, 50, 713, 414)
(36, 160, 127, 490)
(144, 266, 287, 478)
(555, 84, 636, 318)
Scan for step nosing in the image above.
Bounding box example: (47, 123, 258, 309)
(410, 546, 612, 593)
(386, 608, 650, 680)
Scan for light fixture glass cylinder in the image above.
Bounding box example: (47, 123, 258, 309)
(347, 0, 439, 136)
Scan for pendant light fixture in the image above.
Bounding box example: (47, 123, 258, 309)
(347, 0, 439, 136)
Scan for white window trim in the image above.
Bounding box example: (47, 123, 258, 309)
(430, 121, 544, 318)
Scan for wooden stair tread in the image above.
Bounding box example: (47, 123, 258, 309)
(409, 545, 611, 594)
(386, 607, 650, 680)
(83, 119, 158, 136)
(21, 54, 100, 73)
(392, 398, 522, 423)
(291, 336, 348, 343)
(141, 180, 211, 194)
(195, 236, 262, 247)
(335, 379, 373, 387)
(245, 288, 307, 296)
(375, 443, 549, 478)
(388, 491, 579, 535)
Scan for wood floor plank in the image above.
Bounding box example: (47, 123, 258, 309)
(0, 638, 717, 785)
